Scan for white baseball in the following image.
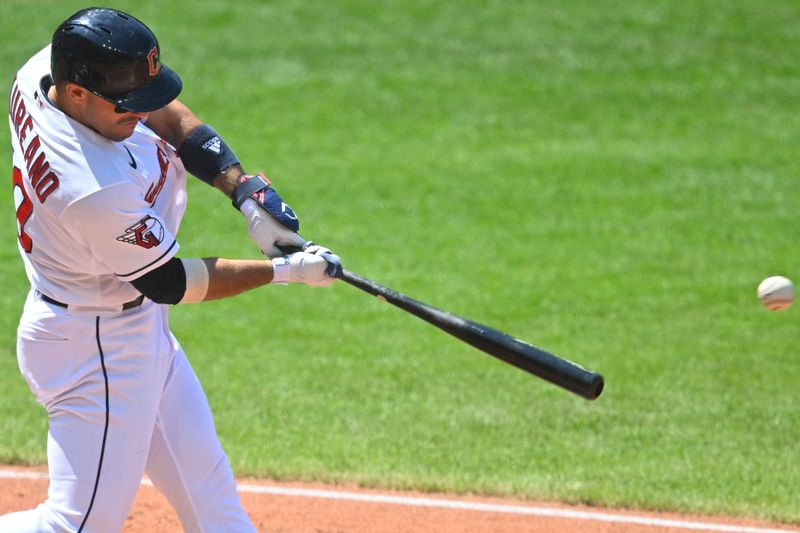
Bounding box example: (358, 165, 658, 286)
(757, 276, 795, 311)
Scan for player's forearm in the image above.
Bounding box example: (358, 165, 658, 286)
(212, 165, 246, 197)
(200, 258, 275, 301)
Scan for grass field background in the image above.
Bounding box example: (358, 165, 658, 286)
(1, 0, 799, 525)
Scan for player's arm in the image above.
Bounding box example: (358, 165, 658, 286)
(144, 100, 244, 195)
(146, 100, 341, 271)
(144, 99, 269, 198)
(130, 254, 335, 304)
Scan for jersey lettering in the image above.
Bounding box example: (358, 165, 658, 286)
(12, 166, 33, 253)
(14, 98, 26, 129)
(18, 115, 33, 144)
(144, 145, 169, 205)
(9, 82, 21, 123)
(33, 171, 59, 203)
(9, 80, 60, 204)
(24, 135, 41, 166)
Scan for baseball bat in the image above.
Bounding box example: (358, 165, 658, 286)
(338, 268, 604, 400)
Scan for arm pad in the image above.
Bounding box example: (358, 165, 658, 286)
(177, 124, 239, 185)
(130, 257, 186, 304)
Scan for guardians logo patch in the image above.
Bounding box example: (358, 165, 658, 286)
(116, 215, 164, 249)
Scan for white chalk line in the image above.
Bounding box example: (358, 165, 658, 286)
(0, 469, 795, 533)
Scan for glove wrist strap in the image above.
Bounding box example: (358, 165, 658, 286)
(271, 257, 291, 285)
(232, 173, 270, 210)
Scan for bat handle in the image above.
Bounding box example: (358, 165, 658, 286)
(276, 244, 305, 255)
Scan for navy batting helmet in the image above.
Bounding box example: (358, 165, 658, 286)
(51, 7, 182, 112)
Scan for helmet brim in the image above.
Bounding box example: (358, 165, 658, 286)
(107, 64, 182, 113)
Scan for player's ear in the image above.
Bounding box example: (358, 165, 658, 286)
(62, 82, 89, 107)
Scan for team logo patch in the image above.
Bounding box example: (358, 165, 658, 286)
(116, 215, 165, 249)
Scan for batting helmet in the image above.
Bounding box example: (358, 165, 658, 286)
(51, 7, 182, 112)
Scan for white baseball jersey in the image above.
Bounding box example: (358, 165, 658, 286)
(9, 45, 186, 309)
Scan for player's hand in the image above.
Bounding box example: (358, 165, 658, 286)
(235, 173, 305, 258)
(240, 198, 305, 257)
(271, 252, 337, 286)
(302, 242, 343, 278)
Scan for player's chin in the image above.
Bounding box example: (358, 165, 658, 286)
(108, 122, 140, 142)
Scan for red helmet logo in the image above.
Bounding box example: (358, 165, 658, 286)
(147, 46, 159, 77)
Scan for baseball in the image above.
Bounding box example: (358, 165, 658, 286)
(757, 276, 795, 311)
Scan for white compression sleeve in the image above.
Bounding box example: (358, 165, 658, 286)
(179, 258, 210, 303)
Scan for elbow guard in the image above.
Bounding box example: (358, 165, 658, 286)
(130, 258, 209, 304)
(130, 257, 187, 304)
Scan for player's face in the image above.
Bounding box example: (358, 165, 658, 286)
(56, 83, 151, 142)
(82, 93, 150, 142)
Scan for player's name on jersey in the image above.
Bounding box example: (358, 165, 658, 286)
(10, 78, 61, 204)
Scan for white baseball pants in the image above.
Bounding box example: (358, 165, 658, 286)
(0, 290, 256, 533)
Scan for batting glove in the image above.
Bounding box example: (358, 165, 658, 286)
(271, 252, 337, 286)
(302, 242, 343, 278)
(234, 173, 305, 258)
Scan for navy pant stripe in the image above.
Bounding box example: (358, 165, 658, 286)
(77, 316, 110, 533)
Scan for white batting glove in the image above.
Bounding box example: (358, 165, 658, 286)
(302, 242, 343, 278)
(240, 198, 306, 258)
(271, 252, 337, 286)
(302, 242, 331, 255)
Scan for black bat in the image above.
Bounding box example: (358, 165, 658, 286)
(338, 268, 604, 400)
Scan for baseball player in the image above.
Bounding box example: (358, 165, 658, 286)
(2, 7, 341, 532)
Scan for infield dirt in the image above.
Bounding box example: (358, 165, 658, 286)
(0, 465, 797, 532)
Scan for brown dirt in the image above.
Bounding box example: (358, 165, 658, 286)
(0, 465, 797, 532)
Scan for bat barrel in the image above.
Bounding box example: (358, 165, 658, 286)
(340, 269, 604, 400)
(458, 321, 605, 400)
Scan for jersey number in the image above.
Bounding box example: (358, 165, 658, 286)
(12, 166, 33, 253)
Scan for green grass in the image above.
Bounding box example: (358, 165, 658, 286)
(1, 0, 800, 525)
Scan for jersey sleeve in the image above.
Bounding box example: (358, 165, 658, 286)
(61, 182, 180, 282)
